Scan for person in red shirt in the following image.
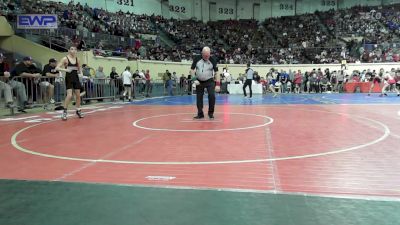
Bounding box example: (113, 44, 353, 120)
(144, 69, 151, 97)
(368, 71, 382, 96)
(395, 70, 400, 96)
(352, 74, 360, 82)
(293, 70, 303, 93)
(135, 39, 142, 50)
(260, 77, 267, 94)
(380, 71, 398, 97)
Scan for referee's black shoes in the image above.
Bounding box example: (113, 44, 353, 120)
(193, 115, 204, 119)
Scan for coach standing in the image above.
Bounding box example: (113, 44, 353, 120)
(191, 47, 220, 119)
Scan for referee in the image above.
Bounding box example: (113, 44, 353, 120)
(191, 46, 220, 119)
(243, 62, 254, 98)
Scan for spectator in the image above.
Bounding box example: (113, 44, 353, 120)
(0, 53, 14, 108)
(121, 66, 133, 101)
(110, 66, 123, 96)
(77, 38, 87, 51)
(162, 70, 171, 95)
(179, 74, 186, 95)
(138, 69, 146, 94)
(144, 69, 152, 97)
(94, 66, 106, 100)
(293, 70, 303, 93)
(12, 56, 40, 109)
(41, 58, 59, 103)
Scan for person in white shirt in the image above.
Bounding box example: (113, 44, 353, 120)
(122, 66, 133, 101)
(138, 69, 146, 94)
(223, 69, 232, 83)
(222, 68, 231, 94)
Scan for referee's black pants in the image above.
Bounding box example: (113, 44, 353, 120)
(196, 79, 215, 117)
(243, 79, 253, 97)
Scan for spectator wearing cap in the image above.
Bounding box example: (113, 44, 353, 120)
(1, 55, 31, 112)
(42, 58, 59, 103)
(12, 56, 42, 104)
(0, 53, 14, 108)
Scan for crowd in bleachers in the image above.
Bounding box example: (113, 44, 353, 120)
(223, 66, 400, 96)
(319, 5, 400, 63)
(151, 3, 400, 64)
(2, 0, 400, 64)
(4, 0, 156, 36)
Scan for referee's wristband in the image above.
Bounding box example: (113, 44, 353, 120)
(216, 81, 221, 86)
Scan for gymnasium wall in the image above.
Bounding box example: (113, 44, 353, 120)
(42, 0, 398, 22)
(84, 52, 138, 75)
(0, 16, 14, 37)
(0, 35, 67, 66)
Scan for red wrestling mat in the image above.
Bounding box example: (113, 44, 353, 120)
(1, 104, 399, 197)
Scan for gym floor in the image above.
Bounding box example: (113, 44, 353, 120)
(1, 93, 400, 225)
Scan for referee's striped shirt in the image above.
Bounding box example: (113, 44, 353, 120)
(191, 56, 218, 81)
